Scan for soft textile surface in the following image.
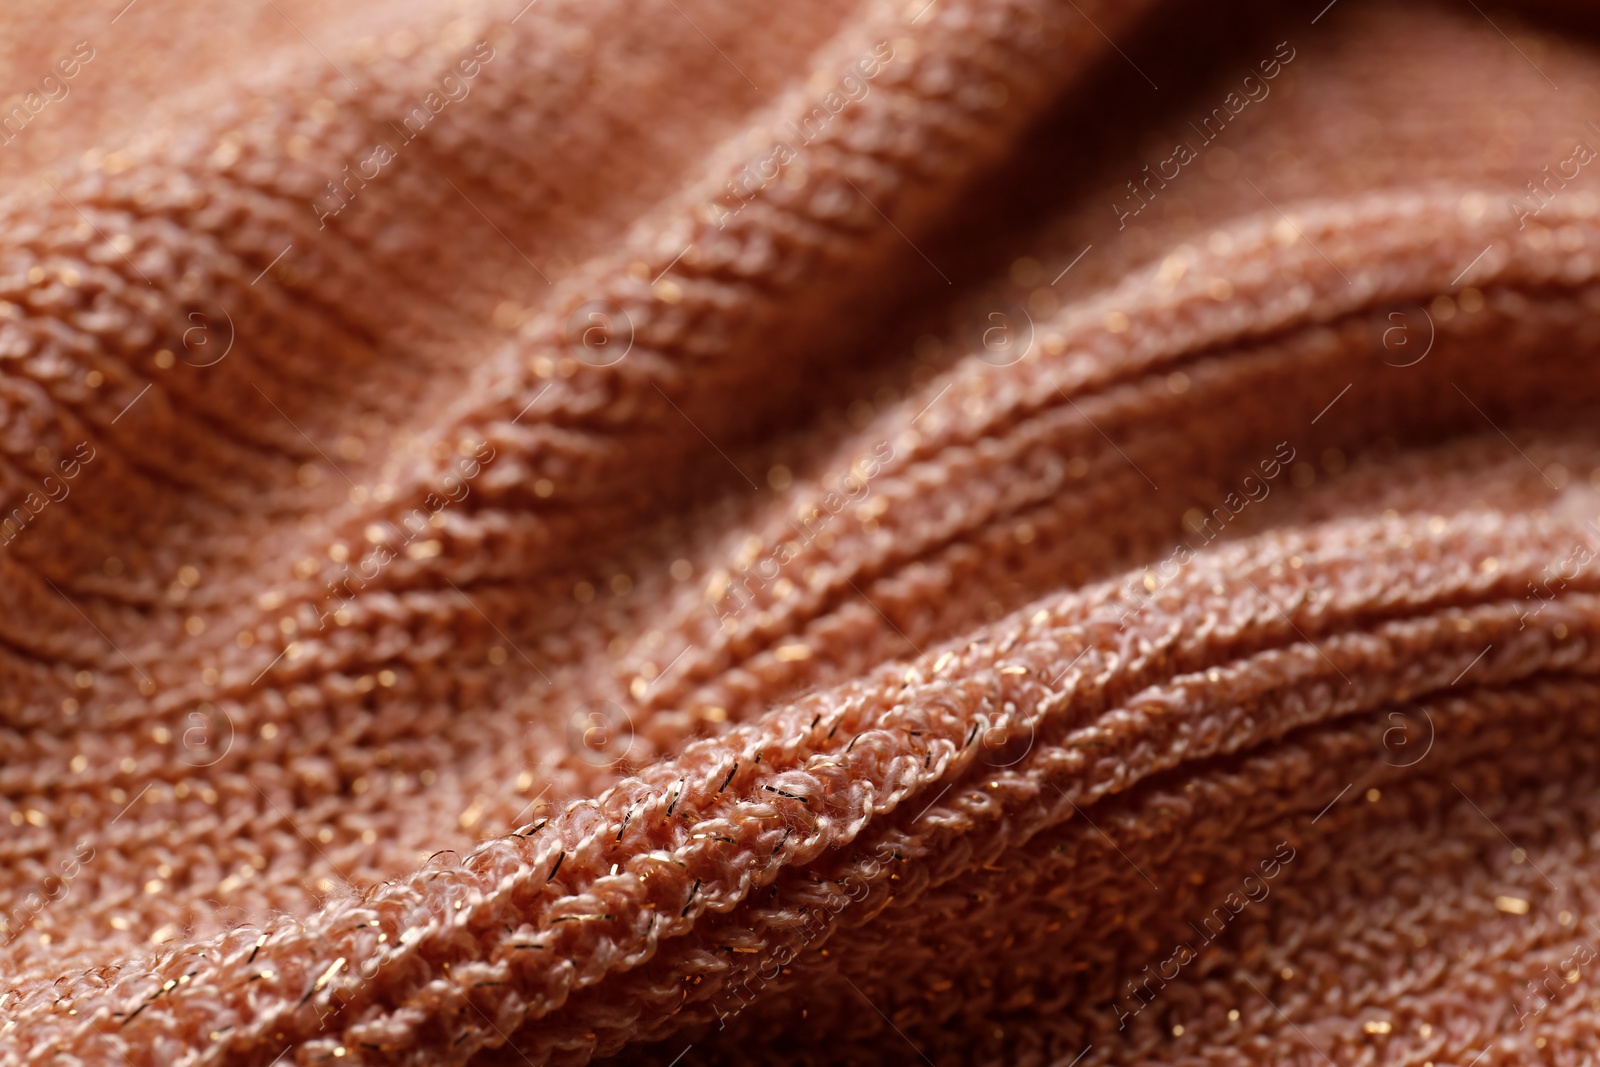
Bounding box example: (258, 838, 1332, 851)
(5, 0, 1600, 1063)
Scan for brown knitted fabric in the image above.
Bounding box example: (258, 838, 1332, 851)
(8, 0, 1600, 1063)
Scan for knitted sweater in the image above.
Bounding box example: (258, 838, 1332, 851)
(5, 0, 1600, 1063)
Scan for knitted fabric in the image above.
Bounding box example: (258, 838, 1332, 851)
(5, 0, 1600, 1063)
